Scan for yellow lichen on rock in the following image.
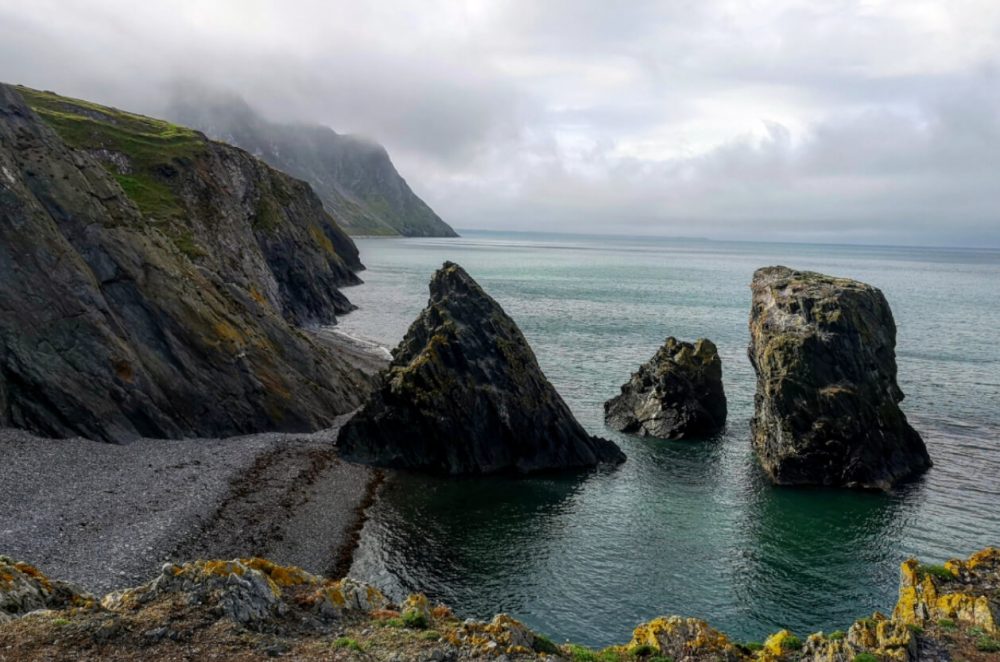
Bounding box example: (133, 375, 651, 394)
(449, 613, 539, 657)
(629, 615, 744, 661)
(893, 549, 999, 634)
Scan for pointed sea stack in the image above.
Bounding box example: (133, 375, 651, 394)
(748, 266, 931, 489)
(604, 337, 727, 439)
(338, 262, 625, 474)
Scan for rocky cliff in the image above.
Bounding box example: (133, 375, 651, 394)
(338, 262, 625, 473)
(2, 547, 997, 661)
(0, 84, 370, 442)
(605, 337, 727, 439)
(748, 266, 931, 489)
(167, 90, 458, 237)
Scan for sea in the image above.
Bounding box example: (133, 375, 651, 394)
(335, 229, 1000, 648)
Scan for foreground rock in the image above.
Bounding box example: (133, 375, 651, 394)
(0, 556, 94, 624)
(0, 84, 369, 441)
(338, 262, 625, 474)
(748, 266, 931, 489)
(605, 337, 727, 439)
(2, 548, 997, 661)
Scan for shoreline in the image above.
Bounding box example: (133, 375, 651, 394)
(0, 331, 392, 596)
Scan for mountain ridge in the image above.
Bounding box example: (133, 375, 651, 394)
(166, 88, 458, 238)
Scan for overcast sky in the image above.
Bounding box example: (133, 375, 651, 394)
(2, 1, 999, 246)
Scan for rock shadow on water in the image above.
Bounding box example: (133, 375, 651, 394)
(731, 468, 928, 641)
(348, 468, 591, 617)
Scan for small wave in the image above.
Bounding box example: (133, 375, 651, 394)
(326, 328, 394, 360)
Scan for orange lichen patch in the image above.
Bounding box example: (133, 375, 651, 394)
(248, 286, 268, 306)
(629, 615, 741, 660)
(323, 585, 347, 608)
(113, 359, 135, 383)
(308, 225, 335, 255)
(371, 609, 401, 620)
(241, 559, 316, 588)
(212, 321, 243, 346)
(13, 563, 52, 592)
(966, 547, 1000, 571)
(894, 550, 999, 634)
(198, 560, 247, 578)
(431, 605, 453, 620)
(453, 614, 537, 656)
(256, 369, 292, 400)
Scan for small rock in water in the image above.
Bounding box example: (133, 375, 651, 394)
(604, 337, 727, 439)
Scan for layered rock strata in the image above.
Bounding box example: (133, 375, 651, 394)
(0, 84, 369, 441)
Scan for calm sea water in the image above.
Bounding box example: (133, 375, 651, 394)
(339, 230, 1000, 647)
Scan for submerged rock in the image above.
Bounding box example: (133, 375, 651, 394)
(604, 337, 727, 439)
(338, 262, 625, 474)
(748, 266, 931, 489)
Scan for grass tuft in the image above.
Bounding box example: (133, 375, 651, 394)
(333, 637, 363, 652)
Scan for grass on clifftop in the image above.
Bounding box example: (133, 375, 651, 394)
(17, 85, 205, 221)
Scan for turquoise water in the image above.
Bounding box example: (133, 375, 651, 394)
(340, 230, 1000, 647)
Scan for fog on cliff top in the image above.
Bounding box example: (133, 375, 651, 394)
(2, 0, 999, 247)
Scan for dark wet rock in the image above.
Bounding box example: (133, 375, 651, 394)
(748, 266, 931, 489)
(604, 337, 727, 439)
(0, 84, 370, 442)
(338, 262, 625, 474)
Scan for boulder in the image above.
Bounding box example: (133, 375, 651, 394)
(0, 556, 93, 623)
(338, 262, 625, 474)
(604, 337, 727, 439)
(748, 266, 931, 489)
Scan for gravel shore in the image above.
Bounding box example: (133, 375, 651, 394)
(0, 331, 391, 596)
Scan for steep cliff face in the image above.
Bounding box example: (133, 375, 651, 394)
(605, 337, 727, 439)
(338, 262, 625, 474)
(748, 266, 931, 489)
(167, 92, 458, 237)
(0, 84, 370, 442)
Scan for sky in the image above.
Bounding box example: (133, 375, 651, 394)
(2, 0, 999, 246)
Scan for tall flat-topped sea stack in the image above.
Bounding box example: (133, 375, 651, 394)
(604, 337, 727, 440)
(748, 266, 931, 489)
(338, 262, 625, 474)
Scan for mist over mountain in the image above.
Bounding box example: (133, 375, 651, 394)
(166, 86, 456, 238)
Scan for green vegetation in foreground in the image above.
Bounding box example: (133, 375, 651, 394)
(16, 85, 204, 221)
(400, 608, 429, 629)
(976, 636, 1000, 652)
(916, 563, 955, 581)
(852, 654, 879, 662)
(333, 637, 363, 652)
(780, 634, 803, 651)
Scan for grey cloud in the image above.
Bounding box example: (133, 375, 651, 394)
(0, 0, 998, 246)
